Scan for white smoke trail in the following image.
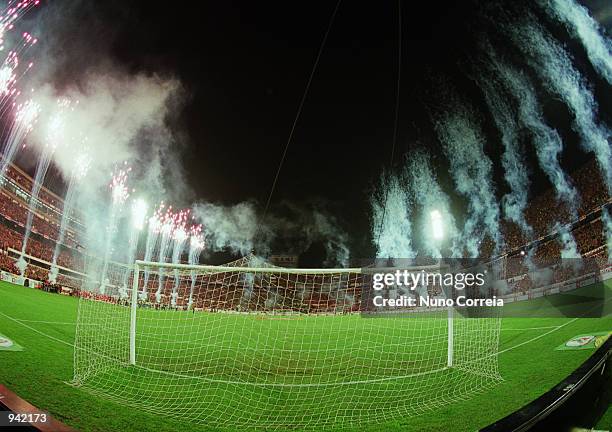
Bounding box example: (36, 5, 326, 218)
(0, 99, 39, 182)
(191, 202, 350, 267)
(476, 66, 533, 237)
(48, 128, 91, 282)
(405, 151, 459, 257)
(155, 220, 174, 303)
(490, 55, 580, 216)
(435, 101, 502, 257)
(170, 226, 188, 307)
(49, 176, 81, 283)
(99, 167, 130, 294)
(187, 233, 204, 310)
(118, 198, 148, 299)
(556, 222, 581, 258)
(542, 0, 612, 85)
(510, 17, 612, 194)
(19, 131, 61, 275)
(370, 171, 416, 259)
(141, 216, 161, 299)
(602, 207, 612, 263)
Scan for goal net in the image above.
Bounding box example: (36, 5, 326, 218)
(73, 257, 502, 430)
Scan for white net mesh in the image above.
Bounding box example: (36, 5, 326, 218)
(73, 259, 501, 430)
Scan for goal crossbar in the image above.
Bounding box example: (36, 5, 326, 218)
(135, 259, 362, 274)
(134, 259, 445, 274)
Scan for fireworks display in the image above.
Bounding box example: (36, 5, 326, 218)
(109, 164, 132, 205)
(0, 1, 210, 297)
(0, 0, 608, 307)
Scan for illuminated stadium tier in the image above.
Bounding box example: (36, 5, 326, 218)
(73, 260, 502, 430)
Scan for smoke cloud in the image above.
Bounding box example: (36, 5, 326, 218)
(405, 151, 459, 257)
(370, 171, 416, 259)
(192, 201, 350, 267)
(434, 99, 502, 257)
(475, 57, 533, 237)
(510, 16, 612, 194)
(556, 222, 582, 258)
(29, 74, 181, 188)
(192, 202, 261, 256)
(602, 207, 612, 263)
(488, 52, 580, 217)
(542, 0, 612, 85)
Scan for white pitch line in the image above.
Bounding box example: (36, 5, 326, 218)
(0, 311, 74, 348)
(496, 296, 612, 356)
(496, 318, 577, 356)
(14, 319, 76, 325)
(501, 326, 560, 331)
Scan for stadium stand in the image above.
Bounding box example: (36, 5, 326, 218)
(0, 158, 608, 304)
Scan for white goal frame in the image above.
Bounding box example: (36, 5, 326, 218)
(73, 257, 501, 430)
(128, 259, 455, 368)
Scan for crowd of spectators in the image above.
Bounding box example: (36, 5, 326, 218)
(0, 165, 83, 247)
(0, 189, 81, 249)
(5, 165, 66, 216)
(0, 224, 83, 271)
(481, 158, 610, 262)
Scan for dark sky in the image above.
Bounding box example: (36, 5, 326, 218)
(22, 0, 612, 259)
(87, 0, 485, 199)
(100, 0, 483, 254)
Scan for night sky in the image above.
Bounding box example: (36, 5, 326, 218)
(22, 0, 612, 260)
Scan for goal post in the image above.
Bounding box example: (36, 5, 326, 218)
(74, 258, 501, 430)
(129, 262, 140, 366)
(447, 306, 454, 367)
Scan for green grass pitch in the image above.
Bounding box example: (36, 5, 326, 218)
(0, 280, 610, 431)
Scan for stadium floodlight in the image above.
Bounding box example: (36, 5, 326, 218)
(430, 209, 444, 240)
(74, 258, 502, 430)
(131, 198, 148, 230)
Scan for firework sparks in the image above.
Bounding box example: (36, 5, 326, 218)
(72, 147, 92, 180)
(132, 198, 148, 230)
(14, 98, 39, 131)
(109, 165, 131, 205)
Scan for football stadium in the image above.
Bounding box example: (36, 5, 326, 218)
(0, 0, 610, 431)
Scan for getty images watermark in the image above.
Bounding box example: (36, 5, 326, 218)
(358, 257, 607, 318)
(370, 268, 502, 308)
